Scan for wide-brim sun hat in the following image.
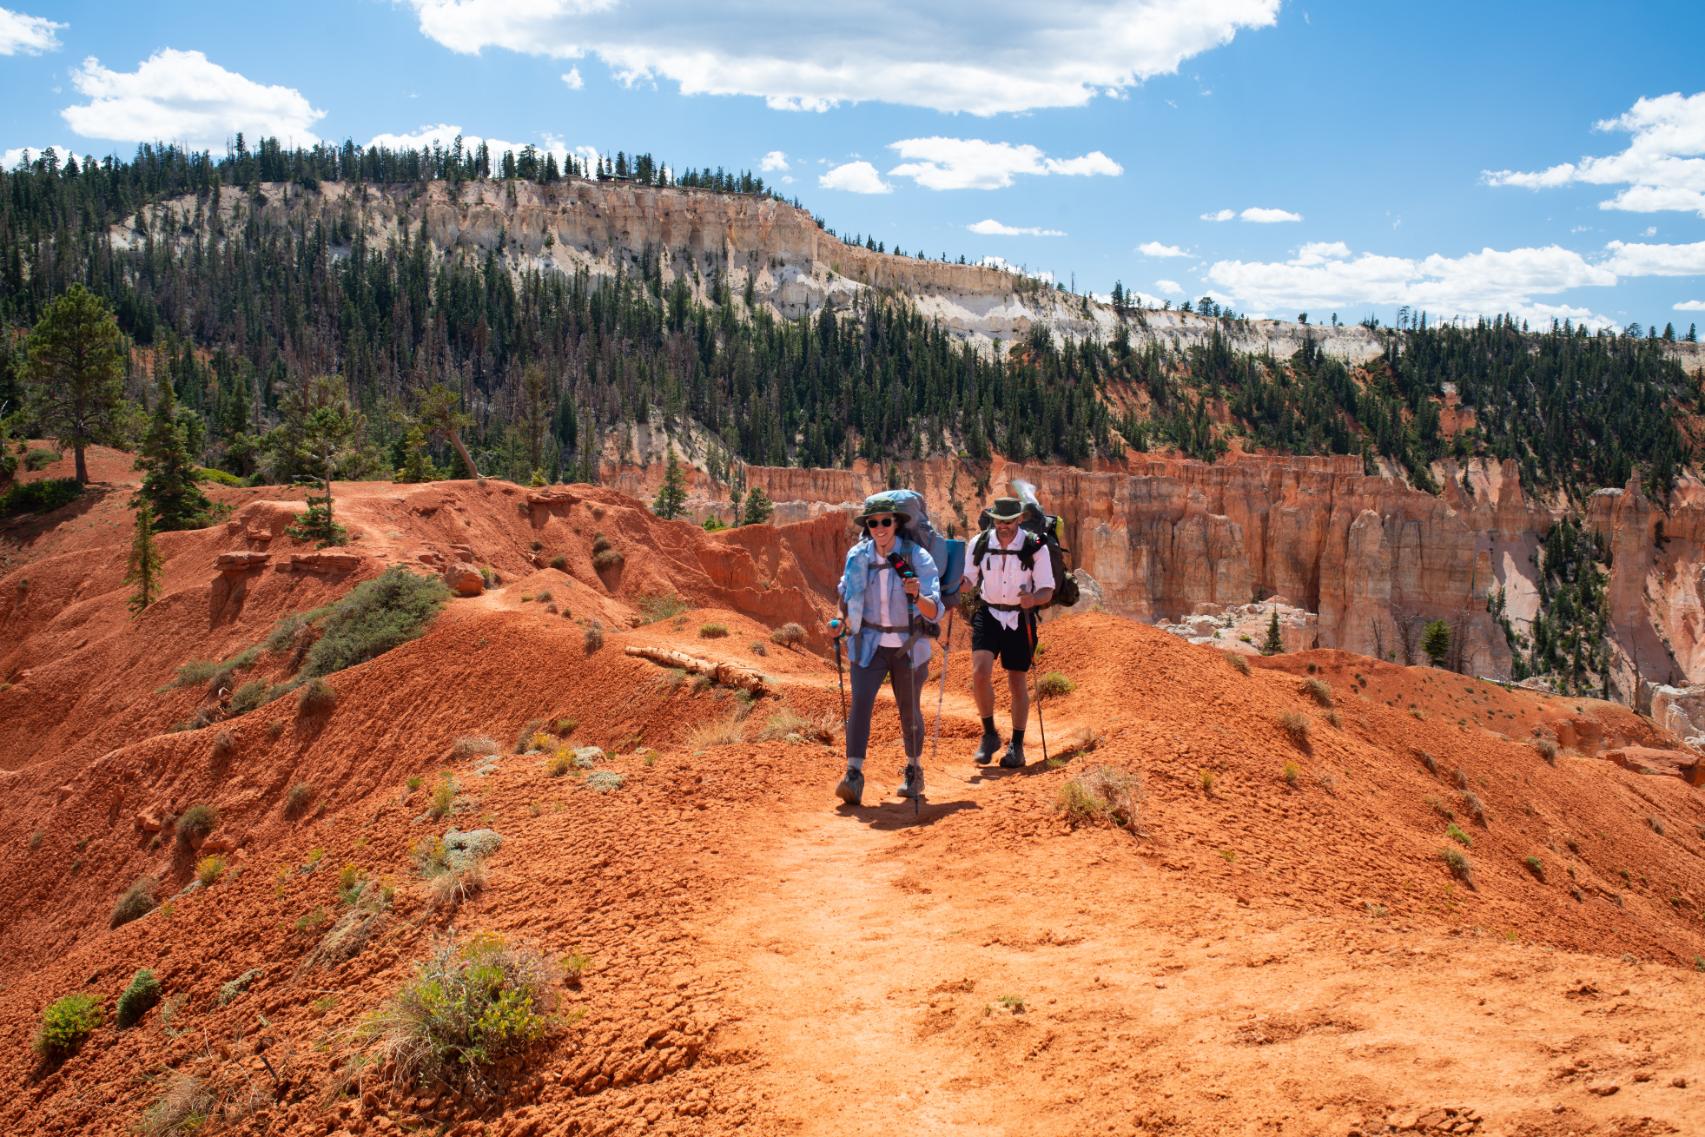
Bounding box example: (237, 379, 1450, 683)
(986, 496, 1026, 522)
(854, 490, 913, 524)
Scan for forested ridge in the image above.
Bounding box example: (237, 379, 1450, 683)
(0, 138, 1698, 499)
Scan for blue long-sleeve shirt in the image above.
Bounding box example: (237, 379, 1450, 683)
(837, 537, 940, 669)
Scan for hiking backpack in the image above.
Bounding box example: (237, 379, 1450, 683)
(972, 503, 1081, 609)
(860, 488, 967, 609)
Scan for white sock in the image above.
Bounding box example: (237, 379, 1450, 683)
(847, 756, 864, 771)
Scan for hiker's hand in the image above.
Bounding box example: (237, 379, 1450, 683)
(902, 577, 921, 598)
(1017, 591, 1034, 609)
(827, 617, 844, 638)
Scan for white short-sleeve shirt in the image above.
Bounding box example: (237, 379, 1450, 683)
(963, 528, 1056, 630)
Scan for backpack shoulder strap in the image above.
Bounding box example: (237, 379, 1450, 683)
(972, 530, 990, 568)
(1017, 532, 1041, 570)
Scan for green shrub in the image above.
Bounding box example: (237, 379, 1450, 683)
(1523, 855, 1546, 881)
(172, 659, 220, 688)
(1282, 761, 1300, 788)
(228, 678, 275, 716)
(552, 718, 578, 737)
(1441, 847, 1474, 886)
(0, 477, 81, 518)
(116, 969, 162, 1028)
(771, 623, 807, 648)
(23, 447, 59, 471)
(175, 804, 218, 846)
(33, 993, 102, 1064)
(110, 876, 158, 928)
(1057, 766, 1143, 833)
(364, 934, 559, 1093)
(698, 623, 729, 639)
(195, 465, 244, 487)
(301, 566, 449, 678)
(592, 547, 624, 572)
(1037, 671, 1075, 699)
(549, 554, 568, 571)
(1446, 822, 1473, 847)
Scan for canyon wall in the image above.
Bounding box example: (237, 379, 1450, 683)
(610, 452, 1705, 709)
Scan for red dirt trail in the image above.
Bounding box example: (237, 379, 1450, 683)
(1, 448, 1703, 1136)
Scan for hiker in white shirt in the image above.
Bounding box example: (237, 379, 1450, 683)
(961, 496, 1054, 768)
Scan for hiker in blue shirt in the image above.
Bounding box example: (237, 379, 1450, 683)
(828, 491, 942, 806)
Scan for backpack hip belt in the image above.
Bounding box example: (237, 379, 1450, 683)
(980, 599, 1026, 612)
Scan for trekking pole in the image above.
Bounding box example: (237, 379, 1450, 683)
(1030, 607, 1049, 765)
(931, 608, 955, 765)
(829, 619, 847, 727)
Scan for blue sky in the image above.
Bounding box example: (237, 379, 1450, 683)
(3, 0, 1705, 331)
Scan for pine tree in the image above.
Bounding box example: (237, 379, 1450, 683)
(279, 376, 357, 547)
(125, 507, 162, 614)
(1262, 609, 1283, 655)
(652, 449, 687, 520)
(1422, 619, 1452, 667)
(418, 384, 480, 479)
(24, 285, 130, 485)
(135, 375, 211, 530)
(394, 424, 440, 483)
(741, 484, 773, 525)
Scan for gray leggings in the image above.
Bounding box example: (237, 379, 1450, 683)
(846, 646, 930, 763)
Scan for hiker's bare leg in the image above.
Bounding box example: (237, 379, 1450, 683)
(1007, 668, 1030, 733)
(971, 650, 997, 718)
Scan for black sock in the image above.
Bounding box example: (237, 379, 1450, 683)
(981, 716, 997, 737)
(1011, 729, 1026, 747)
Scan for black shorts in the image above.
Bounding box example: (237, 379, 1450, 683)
(971, 604, 1035, 672)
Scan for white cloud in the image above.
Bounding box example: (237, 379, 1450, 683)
(1200, 206, 1301, 223)
(2, 142, 77, 168)
(1239, 206, 1302, 223)
(1604, 239, 1705, 276)
(1485, 91, 1705, 218)
(1138, 240, 1190, 258)
(0, 6, 63, 55)
(62, 50, 324, 149)
(1206, 241, 1619, 328)
(1155, 278, 1183, 295)
(561, 66, 584, 89)
(1675, 300, 1705, 312)
(968, 218, 1066, 237)
(760, 149, 789, 173)
(886, 137, 1121, 191)
(402, 0, 1279, 115)
(819, 160, 890, 194)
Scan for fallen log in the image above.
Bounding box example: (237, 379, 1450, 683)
(623, 645, 768, 695)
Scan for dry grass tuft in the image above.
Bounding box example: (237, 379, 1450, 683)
(1300, 677, 1333, 707)
(1057, 766, 1144, 834)
(685, 711, 746, 751)
(1279, 711, 1310, 749)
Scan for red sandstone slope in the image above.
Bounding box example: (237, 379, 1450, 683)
(3, 455, 1704, 1136)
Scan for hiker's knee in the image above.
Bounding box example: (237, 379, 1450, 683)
(971, 651, 995, 680)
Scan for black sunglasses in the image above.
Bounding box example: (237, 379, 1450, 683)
(865, 517, 896, 528)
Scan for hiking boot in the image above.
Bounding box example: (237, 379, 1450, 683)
(835, 767, 864, 806)
(897, 763, 924, 800)
(973, 732, 1002, 765)
(999, 742, 1026, 769)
